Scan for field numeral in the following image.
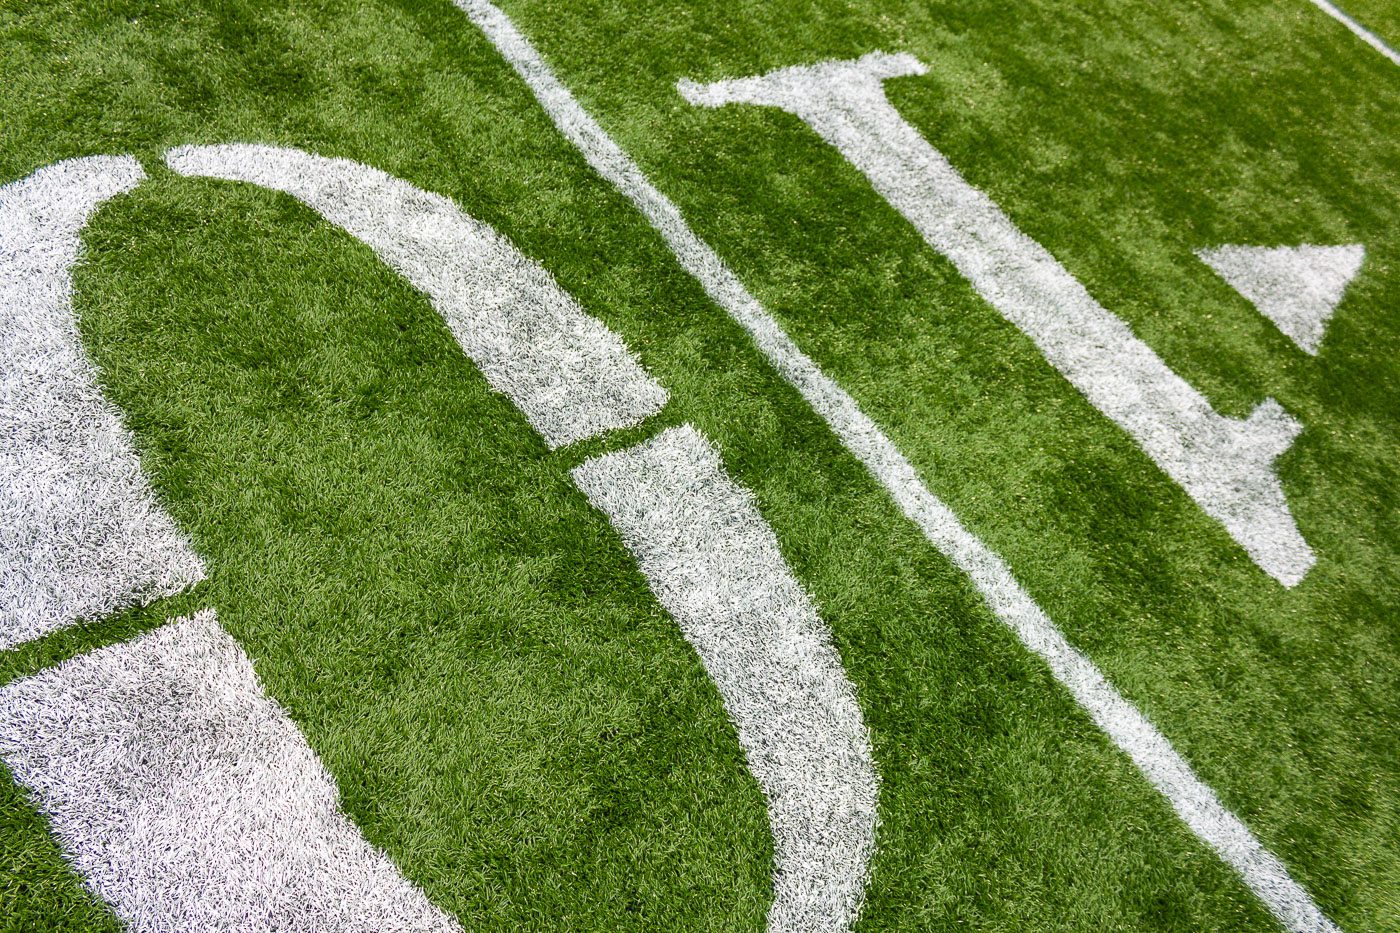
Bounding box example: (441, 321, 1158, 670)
(679, 53, 1314, 586)
(1, 148, 877, 933)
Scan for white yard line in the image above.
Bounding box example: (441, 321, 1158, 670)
(679, 54, 1311, 587)
(1306, 0, 1400, 67)
(167, 144, 667, 449)
(572, 425, 880, 933)
(456, 4, 1340, 930)
(0, 611, 464, 933)
(0, 156, 205, 650)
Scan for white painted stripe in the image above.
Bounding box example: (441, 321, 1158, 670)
(457, 5, 1339, 930)
(0, 610, 463, 933)
(678, 54, 1311, 587)
(0, 156, 205, 650)
(166, 144, 667, 449)
(1196, 244, 1364, 355)
(1305, 0, 1400, 68)
(571, 425, 880, 933)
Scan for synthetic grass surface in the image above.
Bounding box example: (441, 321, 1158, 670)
(0, 0, 1396, 930)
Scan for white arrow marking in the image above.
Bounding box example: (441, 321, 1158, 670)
(166, 144, 667, 449)
(0, 156, 205, 649)
(572, 425, 880, 933)
(0, 611, 464, 933)
(1197, 244, 1364, 354)
(678, 52, 1313, 587)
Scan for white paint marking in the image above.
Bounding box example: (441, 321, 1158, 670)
(457, 5, 1340, 929)
(1197, 244, 1364, 355)
(678, 53, 1312, 587)
(166, 144, 667, 449)
(1304, 0, 1400, 68)
(0, 610, 464, 933)
(0, 156, 205, 650)
(572, 425, 880, 933)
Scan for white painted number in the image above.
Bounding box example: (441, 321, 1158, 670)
(0, 150, 878, 933)
(0, 156, 205, 650)
(679, 53, 1317, 587)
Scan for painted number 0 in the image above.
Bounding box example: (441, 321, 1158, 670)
(0, 148, 877, 933)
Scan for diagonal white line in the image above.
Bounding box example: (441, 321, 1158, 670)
(454, 2, 1341, 931)
(1305, 0, 1400, 67)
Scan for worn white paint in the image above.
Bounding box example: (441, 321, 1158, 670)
(166, 144, 667, 449)
(457, 5, 1341, 929)
(0, 610, 464, 932)
(1197, 244, 1364, 354)
(1304, 0, 1400, 68)
(572, 425, 880, 933)
(0, 156, 205, 650)
(678, 53, 1312, 587)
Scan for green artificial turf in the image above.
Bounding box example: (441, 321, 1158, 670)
(1, 0, 1397, 930)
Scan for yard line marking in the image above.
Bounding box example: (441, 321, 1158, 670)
(0, 610, 464, 933)
(457, 4, 1340, 930)
(0, 156, 205, 650)
(678, 54, 1311, 587)
(167, 144, 668, 449)
(1196, 244, 1364, 355)
(572, 425, 880, 933)
(1305, 0, 1400, 68)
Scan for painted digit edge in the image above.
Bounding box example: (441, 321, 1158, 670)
(0, 610, 463, 933)
(572, 424, 880, 933)
(0, 155, 205, 651)
(164, 143, 668, 450)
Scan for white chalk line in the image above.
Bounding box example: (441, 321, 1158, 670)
(1304, 0, 1400, 68)
(0, 610, 464, 933)
(572, 425, 880, 933)
(166, 144, 668, 449)
(0, 156, 206, 650)
(455, 3, 1340, 930)
(679, 54, 1311, 587)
